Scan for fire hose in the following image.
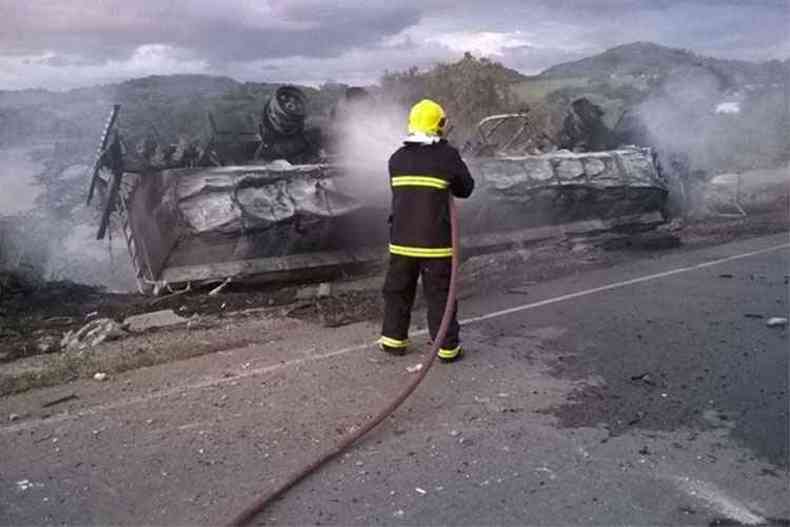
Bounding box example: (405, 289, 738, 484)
(228, 197, 461, 527)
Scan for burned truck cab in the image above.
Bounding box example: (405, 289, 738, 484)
(86, 87, 347, 294)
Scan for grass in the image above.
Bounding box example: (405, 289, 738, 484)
(0, 324, 260, 396)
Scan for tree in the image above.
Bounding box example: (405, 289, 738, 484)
(380, 53, 519, 142)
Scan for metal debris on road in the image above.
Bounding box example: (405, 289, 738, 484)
(208, 278, 231, 296)
(61, 318, 126, 350)
(317, 282, 332, 298)
(630, 372, 657, 386)
(150, 283, 192, 305)
(766, 317, 788, 327)
(415, 487, 427, 495)
(627, 411, 646, 425)
(41, 394, 79, 408)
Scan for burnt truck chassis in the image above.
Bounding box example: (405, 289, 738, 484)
(87, 106, 669, 295)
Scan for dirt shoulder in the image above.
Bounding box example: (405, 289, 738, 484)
(1, 210, 787, 396)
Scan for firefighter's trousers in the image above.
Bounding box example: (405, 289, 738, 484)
(380, 254, 459, 351)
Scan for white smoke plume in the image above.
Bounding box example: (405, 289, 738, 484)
(0, 144, 136, 291)
(330, 92, 409, 208)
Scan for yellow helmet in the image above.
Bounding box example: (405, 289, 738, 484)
(408, 99, 446, 136)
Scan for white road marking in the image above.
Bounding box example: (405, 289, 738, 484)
(674, 476, 766, 525)
(2, 242, 788, 435)
(459, 242, 790, 326)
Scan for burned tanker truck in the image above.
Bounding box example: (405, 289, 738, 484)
(86, 87, 669, 294)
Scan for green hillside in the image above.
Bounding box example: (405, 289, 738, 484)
(537, 42, 787, 86)
(514, 42, 788, 115)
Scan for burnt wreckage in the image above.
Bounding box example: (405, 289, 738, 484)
(87, 87, 669, 294)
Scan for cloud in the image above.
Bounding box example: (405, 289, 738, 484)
(427, 31, 535, 57)
(0, 0, 787, 90)
(1, 1, 420, 63)
(0, 45, 211, 91)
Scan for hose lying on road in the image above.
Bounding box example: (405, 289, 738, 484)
(228, 197, 461, 527)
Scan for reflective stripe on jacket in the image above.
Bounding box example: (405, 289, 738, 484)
(388, 140, 474, 257)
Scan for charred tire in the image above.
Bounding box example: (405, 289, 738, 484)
(263, 86, 307, 136)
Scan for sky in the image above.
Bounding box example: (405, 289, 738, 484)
(1, 0, 788, 91)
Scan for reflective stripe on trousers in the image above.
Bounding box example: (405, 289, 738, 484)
(377, 336, 409, 349)
(437, 345, 461, 359)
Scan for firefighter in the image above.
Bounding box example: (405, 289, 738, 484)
(377, 99, 475, 362)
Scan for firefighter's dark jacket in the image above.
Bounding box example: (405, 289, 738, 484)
(387, 139, 475, 257)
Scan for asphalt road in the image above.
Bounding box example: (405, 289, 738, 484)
(1, 233, 788, 526)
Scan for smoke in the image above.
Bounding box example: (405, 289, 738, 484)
(0, 146, 63, 283)
(619, 65, 790, 214)
(629, 66, 789, 175)
(0, 143, 136, 292)
(0, 149, 41, 215)
(635, 68, 723, 161)
(331, 93, 408, 208)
